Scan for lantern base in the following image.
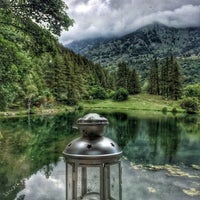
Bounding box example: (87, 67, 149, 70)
(81, 192, 100, 200)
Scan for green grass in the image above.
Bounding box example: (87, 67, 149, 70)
(82, 94, 185, 113)
(0, 94, 193, 118)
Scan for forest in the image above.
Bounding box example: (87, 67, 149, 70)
(0, 1, 113, 111)
(0, 0, 199, 114)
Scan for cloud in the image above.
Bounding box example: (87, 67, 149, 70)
(15, 161, 66, 200)
(60, 0, 200, 44)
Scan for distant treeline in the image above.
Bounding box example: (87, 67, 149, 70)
(110, 56, 181, 101)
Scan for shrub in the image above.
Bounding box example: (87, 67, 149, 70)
(162, 107, 167, 114)
(29, 106, 38, 114)
(113, 88, 129, 101)
(184, 84, 200, 100)
(171, 107, 177, 114)
(180, 97, 199, 114)
(65, 98, 78, 106)
(75, 104, 84, 111)
(89, 86, 108, 100)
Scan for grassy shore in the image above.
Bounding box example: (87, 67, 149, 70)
(82, 94, 185, 113)
(0, 94, 192, 117)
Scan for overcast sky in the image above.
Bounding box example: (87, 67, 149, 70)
(59, 0, 200, 45)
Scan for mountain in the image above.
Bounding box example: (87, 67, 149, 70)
(67, 23, 200, 84)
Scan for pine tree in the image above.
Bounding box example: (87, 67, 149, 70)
(168, 56, 182, 100)
(127, 69, 141, 95)
(160, 55, 182, 100)
(148, 57, 160, 95)
(116, 62, 130, 89)
(46, 54, 68, 101)
(160, 57, 169, 99)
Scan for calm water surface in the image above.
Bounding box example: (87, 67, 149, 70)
(0, 111, 199, 200)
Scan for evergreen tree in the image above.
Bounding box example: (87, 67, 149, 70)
(94, 64, 107, 88)
(160, 57, 169, 98)
(106, 71, 115, 90)
(148, 57, 160, 95)
(168, 56, 182, 100)
(160, 56, 182, 100)
(127, 69, 141, 95)
(116, 62, 130, 89)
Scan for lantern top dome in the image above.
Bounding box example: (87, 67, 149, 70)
(63, 136, 122, 160)
(63, 113, 122, 161)
(77, 113, 109, 126)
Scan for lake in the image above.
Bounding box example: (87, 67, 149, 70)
(0, 111, 199, 200)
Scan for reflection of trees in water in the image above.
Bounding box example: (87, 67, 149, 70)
(0, 112, 80, 199)
(0, 112, 199, 198)
(104, 112, 140, 149)
(104, 113, 189, 165)
(148, 117, 181, 164)
(180, 115, 200, 134)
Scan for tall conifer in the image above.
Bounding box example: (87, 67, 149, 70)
(148, 57, 160, 95)
(128, 69, 141, 94)
(116, 62, 129, 89)
(160, 57, 169, 98)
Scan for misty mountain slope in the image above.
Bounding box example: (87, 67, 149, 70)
(67, 23, 200, 84)
(68, 23, 200, 58)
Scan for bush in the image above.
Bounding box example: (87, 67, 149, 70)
(113, 88, 129, 101)
(89, 86, 108, 100)
(162, 107, 167, 114)
(75, 104, 84, 111)
(171, 107, 178, 114)
(180, 97, 199, 114)
(65, 98, 78, 106)
(184, 84, 200, 100)
(29, 106, 38, 114)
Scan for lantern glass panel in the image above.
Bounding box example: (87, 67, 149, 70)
(77, 166, 83, 197)
(109, 163, 121, 200)
(79, 166, 101, 199)
(66, 163, 73, 200)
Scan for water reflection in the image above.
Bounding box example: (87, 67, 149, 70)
(15, 159, 66, 200)
(0, 111, 199, 200)
(104, 112, 200, 165)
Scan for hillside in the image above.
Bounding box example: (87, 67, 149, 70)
(67, 23, 200, 84)
(0, 9, 108, 111)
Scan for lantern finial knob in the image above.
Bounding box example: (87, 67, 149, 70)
(77, 113, 109, 125)
(76, 113, 109, 136)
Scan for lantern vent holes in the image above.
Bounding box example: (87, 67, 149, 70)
(111, 143, 115, 147)
(82, 129, 88, 135)
(87, 144, 92, 149)
(67, 143, 72, 148)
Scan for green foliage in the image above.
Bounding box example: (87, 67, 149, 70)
(162, 107, 168, 114)
(184, 83, 200, 100)
(0, 9, 110, 111)
(113, 88, 129, 101)
(148, 57, 160, 95)
(75, 104, 84, 111)
(148, 55, 183, 100)
(116, 62, 141, 95)
(0, 0, 74, 35)
(180, 97, 199, 114)
(180, 58, 200, 85)
(171, 107, 177, 114)
(89, 86, 108, 100)
(116, 62, 129, 89)
(128, 69, 141, 95)
(65, 98, 78, 106)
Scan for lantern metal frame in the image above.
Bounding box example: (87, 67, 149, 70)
(63, 113, 122, 200)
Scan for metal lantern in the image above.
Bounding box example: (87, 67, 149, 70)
(63, 113, 122, 200)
